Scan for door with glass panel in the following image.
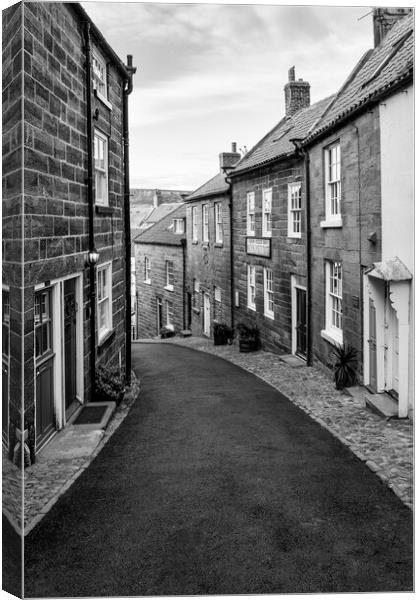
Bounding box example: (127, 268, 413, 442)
(35, 288, 55, 446)
(295, 288, 307, 358)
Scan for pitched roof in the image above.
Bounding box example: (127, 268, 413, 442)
(185, 172, 229, 202)
(230, 95, 333, 175)
(130, 228, 142, 256)
(306, 12, 413, 143)
(140, 203, 181, 229)
(134, 204, 186, 246)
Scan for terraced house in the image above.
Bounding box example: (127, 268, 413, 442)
(229, 69, 331, 358)
(303, 8, 413, 417)
(2, 2, 135, 462)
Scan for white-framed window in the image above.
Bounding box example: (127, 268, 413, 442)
(144, 257, 151, 283)
(94, 129, 108, 206)
(97, 263, 112, 342)
(165, 300, 174, 327)
(202, 204, 209, 243)
(173, 218, 185, 234)
(165, 260, 174, 290)
(247, 192, 255, 236)
(92, 51, 107, 100)
(322, 260, 343, 345)
(264, 268, 274, 319)
(288, 182, 302, 237)
(322, 142, 342, 227)
(247, 264, 256, 310)
(214, 203, 223, 244)
(214, 286, 222, 303)
(262, 188, 272, 237)
(192, 206, 198, 242)
(34, 288, 53, 358)
(193, 279, 200, 309)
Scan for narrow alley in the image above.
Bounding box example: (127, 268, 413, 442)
(24, 343, 412, 596)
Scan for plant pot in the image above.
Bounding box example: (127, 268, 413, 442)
(214, 333, 228, 346)
(239, 339, 259, 353)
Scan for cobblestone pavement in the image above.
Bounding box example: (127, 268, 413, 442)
(144, 336, 413, 509)
(2, 374, 141, 535)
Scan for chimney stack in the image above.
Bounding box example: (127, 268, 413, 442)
(373, 7, 412, 47)
(219, 142, 241, 173)
(284, 66, 310, 117)
(153, 189, 162, 208)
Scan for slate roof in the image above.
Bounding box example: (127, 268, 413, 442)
(133, 204, 186, 246)
(306, 12, 413, 143)
(230, 95, 333, 175)
(140, 203, 182, 229)
(185, 172, 230, 201)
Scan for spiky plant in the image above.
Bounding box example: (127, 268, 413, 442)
(332, 343, 358, 390)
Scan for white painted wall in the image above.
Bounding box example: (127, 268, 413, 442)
(379, 84, 414, 271)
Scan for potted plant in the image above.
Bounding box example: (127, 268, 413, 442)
(236, 322, 260, 353)
(160, 325, 175, 339)
(213, 322, 233, 346)
(95, 363, 126, 404)
(332, 343, 358, 390)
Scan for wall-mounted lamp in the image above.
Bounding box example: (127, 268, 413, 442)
(87, 248, 100, 266)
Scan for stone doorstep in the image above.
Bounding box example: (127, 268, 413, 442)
(346, 385, 399, 419)
(278, 354, 306, 368)
(69, 401, 116, 430)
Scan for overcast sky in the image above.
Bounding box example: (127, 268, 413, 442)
(81, 1, 376, 191)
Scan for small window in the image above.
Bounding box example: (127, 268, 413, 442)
(192, 207, 198, 242)
(94, 130, 108, 206)
(262, 189, 272, 237)
(35, 289, 53, 359)
(214, 286, 222, 303)
(202, 205, 209, 243)
(324, 143, 341, 225)
(2, 290, 10, 359)
(288, 182, 302, 237)
(322, 260, 343, 345)
(247, 192, 255, 236)
(144, 257, 151, 283)
(173, 218, 185, 234)
(97, 263, 112, 342)
(247, 264, 256, 311)
(165, 300, 174, 327)
(165, 260, 174, 290)
(214, 203, 223, 244)
(193, 279, 200, 309)
(264, 268, 274, 319)
(92, 51, 107, 100)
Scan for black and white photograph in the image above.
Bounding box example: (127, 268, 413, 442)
(2, 0, 414, 597)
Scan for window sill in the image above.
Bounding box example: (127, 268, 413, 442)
(97, 328, 115, 352)
(192, 240, 199, 245)
(214, 242, 224, 248)
(320, 217, 343, 229)
(202, 242, 209, 248)
(247, 305, 256, 312)
(287, 233, 302, 239)
(321, 328, 343, 347)
(262, 233, 272, 239)
(95, 205, 113, 215)
(143, 280, 151, 285)
(264, 312, 275, 320)
(164, 285, 174, 292)
(94, 89, 113, 111)
(192, 307, 200, 314)
(247, 232, 256, 237)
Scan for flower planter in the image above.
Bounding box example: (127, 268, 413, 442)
(239, 339, 259, 353)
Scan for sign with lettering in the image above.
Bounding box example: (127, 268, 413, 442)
(246, 237, 271, 258)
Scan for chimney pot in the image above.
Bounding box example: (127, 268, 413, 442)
(231, 142, 237, 153)
(288, 66, 295, 82)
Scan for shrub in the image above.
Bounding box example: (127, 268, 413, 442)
(332, 343, 358, 390)
(95, 363, 126, 404)
(213, 322, 233, 345)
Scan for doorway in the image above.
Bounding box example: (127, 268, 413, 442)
(203, 293, 211, 337)
(156, 297, 163, 333)
(64, 278, 79, 419)
(291, 277, 307, 358)
(35, 288, 55, 447)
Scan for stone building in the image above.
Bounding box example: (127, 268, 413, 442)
(184, 144, 240, 338)
(229, 70, 331, 357)
(134, 204, 187, 338)
(303, 9, 413, 416)
(2, 2, 135, 459)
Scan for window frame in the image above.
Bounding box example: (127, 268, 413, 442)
(214, 202, 223, 244)
(246, 191, 256, 236)
(202, 204, 209, 243)
(193, 279, 200, 310)
(263, 267, 274, 319)
(165, 299, 174, 328)
(173, 218, 185, 234)
(97, 262, 113, 343)
(322, 142, 342, 228)
(92, 49, 108, 103)
(192, 206, 198, 242)
(322, 260, 343, 345)
(94, 129, 109, 206)
(247, 264, 256, 311)
(288, 182, 302, 238)
(262, 188, 272, 238)
(34, 288, 53, 360)
(165, 260, 174, 291)
(214, 286, 222, 303)
(144, 256, 151, 284)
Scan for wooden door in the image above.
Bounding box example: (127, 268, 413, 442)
(389, 305, 399, 395)
(295, 288, 307, 358)
(156, 297, 163, 333)
(35, 289, 55, 446)
(64, 278, 78, 416)
(203, 293, 210, 336)
(368, 299, 377, 392)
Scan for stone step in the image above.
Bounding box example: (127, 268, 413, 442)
(180, 329, 192, 337)
(278, 354, 306, 368)
(365, 393, 399, 418)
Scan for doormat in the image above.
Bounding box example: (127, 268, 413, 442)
(73, 405, 108, 425)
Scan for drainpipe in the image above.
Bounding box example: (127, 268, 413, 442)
(181, 238, 186, 329)
(123, 55, 136, 386)
(225, 175, 234, 330)
(84, 22, 97, 400)
(351, 123, 364, 377)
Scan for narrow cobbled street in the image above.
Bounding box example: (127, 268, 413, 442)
(24, 343, 412, 596)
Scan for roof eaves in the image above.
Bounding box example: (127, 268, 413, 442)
(229, 149, 296, 178)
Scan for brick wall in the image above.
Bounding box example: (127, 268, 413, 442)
(135, 243, 184, 338)
(2, 2, 128, 455)
(231, 158, 306, 354)
(185, 193, 232, 337)
(308, 109, 382, 376)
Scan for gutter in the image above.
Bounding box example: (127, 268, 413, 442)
(123, 55, 136, 386)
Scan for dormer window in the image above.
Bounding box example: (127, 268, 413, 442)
(173, 218, 185, 234)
